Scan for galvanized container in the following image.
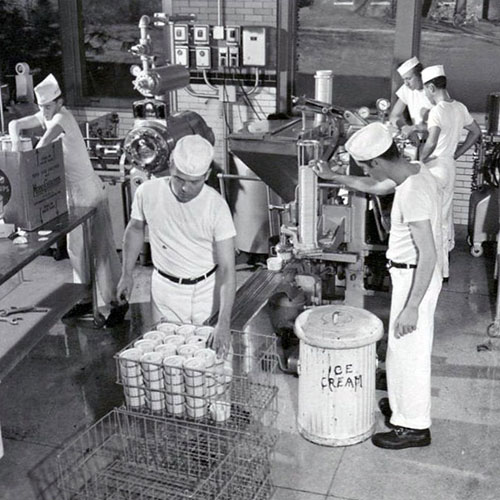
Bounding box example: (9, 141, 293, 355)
(295, 305, 384, 446)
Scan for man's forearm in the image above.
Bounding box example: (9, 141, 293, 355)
(454, 130, 480, 160)
(216, 266, 236, 328)
(406, 253, 436, 310)
(121, 224, 145, 276)
(332, 175, 395, 196)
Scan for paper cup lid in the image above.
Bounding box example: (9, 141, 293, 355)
(141, 351, 163, 364)
(176, 324, 197, 336)
(162, 355, 185, 368)
(183, 356, 207, 371)
(177, 344, 203, 357)
(133, 339, 157, 352)
(195, 326, 214, 338)
(155, 344, 178, 355)
(195, 348, 216, 364)
(143, 331, 164, 341)
(119, 348, 143, 362)
(156, 322, 178, 334)
(185, 335, 206, 345)
(163, 335, 186, 347)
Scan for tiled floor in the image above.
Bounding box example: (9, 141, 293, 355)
(1, 226, 500, 500)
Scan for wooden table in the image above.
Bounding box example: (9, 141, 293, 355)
(0, 207, 98, 382)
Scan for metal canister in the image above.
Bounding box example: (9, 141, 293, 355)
(486, 93, 500, 136)
(294, 305, 383, 446)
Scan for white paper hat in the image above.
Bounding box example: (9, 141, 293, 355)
(345, 122, 393, 162)
(34, 74, 61, 105)
(421, 65, 446, 84)
(172, 135, 214, 176)
(397, 56, 420, 77)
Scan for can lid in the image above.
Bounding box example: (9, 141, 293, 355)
(294, 305, 384, 349)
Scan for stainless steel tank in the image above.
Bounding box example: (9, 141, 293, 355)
(487, 93, 500, 135)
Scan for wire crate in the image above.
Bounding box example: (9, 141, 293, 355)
(114, 329, 278, 439)
(57, 409, 274, 500)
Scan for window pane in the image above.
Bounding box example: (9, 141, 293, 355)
(420, 0, 500, 112)
(81, 0, 164, 98)
(0, 0, 63, 98)
(297, 1, 397, 108)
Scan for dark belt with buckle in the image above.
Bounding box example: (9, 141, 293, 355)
(155, 265, 218, 285)
(386, 260, 417, 270)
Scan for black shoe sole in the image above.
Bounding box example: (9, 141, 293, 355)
(371, 437, 431, 450)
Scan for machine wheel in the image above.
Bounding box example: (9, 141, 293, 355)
(487, 322, 500, 338)
(466, 235, 473, 247)
(470, 244, 484, 257)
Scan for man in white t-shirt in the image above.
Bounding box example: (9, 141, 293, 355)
(117, 135, 236, 356)
(389, 56, 433, 143)
(420, 65, 481, 279)
(313, 122, 443, 449)
(8, 74, 127, 327)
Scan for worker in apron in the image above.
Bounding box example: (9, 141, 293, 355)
(117, 135, 237, 356)
(314, 122, 443, 449)
(8, 74, 128, 327)
(420, 65, 482, 280)
(389, 56, 434, 145)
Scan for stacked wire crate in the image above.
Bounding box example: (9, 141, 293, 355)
(57, 324, 278, 499)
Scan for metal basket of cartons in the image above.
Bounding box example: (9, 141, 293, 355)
(57, 409, 275, 500)
(114, 328, 278, 444)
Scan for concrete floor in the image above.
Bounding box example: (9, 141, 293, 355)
(1, 225, 500, 500)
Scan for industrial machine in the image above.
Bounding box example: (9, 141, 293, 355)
(468, 92, 500, 257)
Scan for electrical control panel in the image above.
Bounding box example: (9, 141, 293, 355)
(228, 46, 240, 67)
(218, 47, 229, 67)
(242, 27, 267, 67)
(193, 25, 210, 45)
(225, 26, 240, 44)
(175, 46, 189, 67)
(173, 24, 189, 44)
(195, 47, 211, 69)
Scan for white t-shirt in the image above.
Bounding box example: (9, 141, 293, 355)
(386, 163, 442, 271)
(35, 106, 95, 184)
(427, 100, 474, 159)
(396, 85, 433, 125)
(131, 178, 236, 278)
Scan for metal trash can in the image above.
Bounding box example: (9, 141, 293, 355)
(294, 305, 384, 446)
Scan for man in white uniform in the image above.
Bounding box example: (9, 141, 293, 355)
(389, 56, 433, 142)
(8, 74, 127, 327)
(117, 135, 236, 356)
(420, 65, 481, 279)
(314, 123, 443, 449)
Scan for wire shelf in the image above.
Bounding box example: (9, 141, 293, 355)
(57, 410, 274, 500)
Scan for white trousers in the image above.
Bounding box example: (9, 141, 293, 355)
(66, 175, 121, 306)
(428, 157, 456, 277)
(150, 270, 219, 325)
(387, 267, 442, 429)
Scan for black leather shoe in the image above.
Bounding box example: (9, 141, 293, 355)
(378, 397, 396, 429)
(62, 301, 93, 319)
(372, 426, 431, 449)
(105, 302, 129, 328)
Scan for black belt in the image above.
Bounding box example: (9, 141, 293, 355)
(386, 260, 417, 270)
(155, 265, 218, 285)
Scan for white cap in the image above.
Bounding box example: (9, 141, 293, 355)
(34, 74, 61, 105)
(172, 135, 214, 177)
(345, 122, 393, 162)
(397, 56, 420, 77)
(421, 65, 446, 84)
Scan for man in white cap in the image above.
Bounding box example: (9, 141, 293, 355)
(389, 56, 433, 142)
(420, 65, 481, 280)
(8, 74, 128, 327)
(313, 122, 443, 449)
(117, 134, 236, 356)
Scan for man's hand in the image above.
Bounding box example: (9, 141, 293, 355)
(116, 273, 134, 304)
(310, 159, 340, 180)
(209, 323, 231, 358)
(394, 305, 419, 338)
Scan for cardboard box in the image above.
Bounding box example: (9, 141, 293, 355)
(0, 140, 67, 230)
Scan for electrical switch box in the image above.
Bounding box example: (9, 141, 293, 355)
(173, 24, 189, 44)
(195, 47, 211, 69)
(193, 25, 210, 45)
(218, 47, 228, 67)
(175, 46, 189, 67)
(242, 27, 267, 66)
(228, 46, 240, 67)
(225, 26, 240, 44)
(213, 25, 225, 40)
